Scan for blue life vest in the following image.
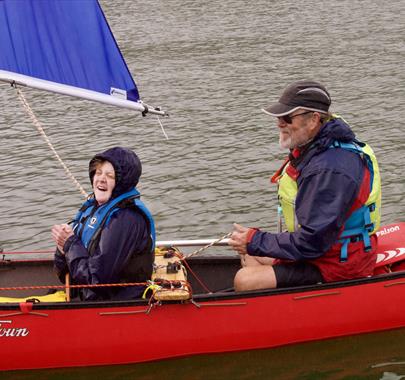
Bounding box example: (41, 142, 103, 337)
(277, 139, 381, 262)
(329, 141, 381, 261)
(73, 188, 156, 255)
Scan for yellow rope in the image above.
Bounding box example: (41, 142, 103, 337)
(142, 282, 161, 299)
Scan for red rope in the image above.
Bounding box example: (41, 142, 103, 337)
(0, 280, 189, 292)
(1, 248, 210, 294)
(174, 251, 212, 294)
(1, 250, 54, 255)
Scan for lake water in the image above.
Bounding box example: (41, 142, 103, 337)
(0, 0, 404, 378)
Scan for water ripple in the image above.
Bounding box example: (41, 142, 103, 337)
(0, 0, 403, 250)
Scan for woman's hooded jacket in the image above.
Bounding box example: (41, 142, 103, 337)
(54, 147, 154, 300)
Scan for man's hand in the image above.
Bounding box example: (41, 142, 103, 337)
(228, 223, 249, 255)
(51, 224, 73, 253)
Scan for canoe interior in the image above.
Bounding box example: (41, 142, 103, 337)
(0, 254, 241, 299)
(0, 259, 60, 298)
(2, 253, 405, 303)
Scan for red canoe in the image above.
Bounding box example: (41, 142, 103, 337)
(1, 222, 405, 371)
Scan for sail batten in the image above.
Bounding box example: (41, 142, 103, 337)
(0, 0, 165, 116)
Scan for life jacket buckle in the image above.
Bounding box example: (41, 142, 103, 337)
(349, 235, 362, 243)
(365, 222, 374, 232)
(368, 203, 376, 212)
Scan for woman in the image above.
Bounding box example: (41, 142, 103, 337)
(52, 147, 155, 301)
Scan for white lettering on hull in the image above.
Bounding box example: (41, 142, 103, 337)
(376, 225, 400, 237)
(0, 321, 29, 337)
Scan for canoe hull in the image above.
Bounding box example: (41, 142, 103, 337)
(2, 221, 405, 371)
(1, 271, 405, 371)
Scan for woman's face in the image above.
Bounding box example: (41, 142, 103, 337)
(92, 161, 116, 205)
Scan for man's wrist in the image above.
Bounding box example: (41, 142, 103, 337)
(246, 228, 259, 243)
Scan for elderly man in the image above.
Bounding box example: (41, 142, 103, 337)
(229, 80, 381, 291)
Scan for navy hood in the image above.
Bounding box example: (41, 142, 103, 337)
(293, 117, 356, 171)
(315, 117, 356, 149)
(89, 147, 142, 199)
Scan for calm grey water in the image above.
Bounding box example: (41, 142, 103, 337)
(0, 0, 404, 378)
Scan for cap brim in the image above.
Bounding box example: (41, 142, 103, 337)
(261, 102, 299, 117)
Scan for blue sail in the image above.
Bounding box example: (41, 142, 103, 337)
(0, 0, 164, 115)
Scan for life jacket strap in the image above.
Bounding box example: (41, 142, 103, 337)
(338, 203, 375, 262)
(277, 205, 283, 233)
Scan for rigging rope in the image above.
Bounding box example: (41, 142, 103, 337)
(157, 116, 169, 140)
(183, 232, 232, 259)
(15, 86, 88, 198)
(176, 231, 232, 294)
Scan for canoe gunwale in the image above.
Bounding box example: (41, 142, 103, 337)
(0, 262, 404, 310)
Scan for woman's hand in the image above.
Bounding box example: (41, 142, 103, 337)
(51, 224, 74, 253)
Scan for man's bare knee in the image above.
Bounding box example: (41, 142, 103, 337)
(234, 266, 277, 291)
(234, 268, 251, 291)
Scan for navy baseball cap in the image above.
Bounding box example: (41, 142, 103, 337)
(262, 80, 331, 116)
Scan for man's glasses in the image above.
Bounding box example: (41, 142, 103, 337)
(280, 111, 313, 124)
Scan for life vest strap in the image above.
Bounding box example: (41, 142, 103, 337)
(330, 140, 374, 191)
(338, 203, 375, 262)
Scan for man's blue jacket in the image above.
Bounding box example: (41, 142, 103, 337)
(248, 118, 368, 262)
